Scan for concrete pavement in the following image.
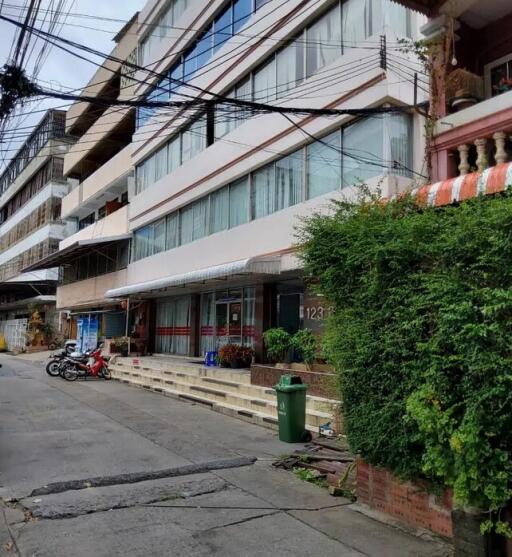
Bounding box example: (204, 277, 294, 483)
(0, 354, 452, 556)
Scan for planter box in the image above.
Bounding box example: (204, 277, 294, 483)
(250, 364, 336, 398)
(356, 459, 453, 539)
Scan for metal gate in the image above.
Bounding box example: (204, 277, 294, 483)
(0, 318, 28, 351)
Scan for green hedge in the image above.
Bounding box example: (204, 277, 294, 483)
(299, 192, 512, 518)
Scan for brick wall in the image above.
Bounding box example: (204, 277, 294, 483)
(356, 459, 453, 539)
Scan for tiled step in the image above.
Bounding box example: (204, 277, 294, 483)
(111, 366, 333, 429)
(110, 362, 338, 414)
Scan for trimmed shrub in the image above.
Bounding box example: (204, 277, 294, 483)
(218, 344, 254, 368)
(291, 329, 317, 367)
(263, 328, 291, 363)
(299, 191, 512, 528)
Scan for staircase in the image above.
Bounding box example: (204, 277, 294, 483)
(110, 356, 340, 434)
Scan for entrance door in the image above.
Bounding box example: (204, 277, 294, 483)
(228, 301, 242, 344)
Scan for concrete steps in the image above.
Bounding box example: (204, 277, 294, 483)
(110, 357, 340, 433)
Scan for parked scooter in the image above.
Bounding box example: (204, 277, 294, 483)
(46, 340, 77, 376)
(62, 346, 111, 381)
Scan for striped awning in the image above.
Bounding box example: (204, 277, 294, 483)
(409, 162, 512, 208)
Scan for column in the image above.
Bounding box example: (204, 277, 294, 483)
(457, 144, 470, 176)
(254, 283, 277, 363)
(493, 132, 508, 165)
(474, 138, 488, 172)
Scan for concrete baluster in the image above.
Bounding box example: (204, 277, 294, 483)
(493, 131, 508, 165)
(474, 138, 488, 172)
(457, 144, 470, 176)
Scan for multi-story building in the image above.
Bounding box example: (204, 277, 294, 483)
(101, 0, 427, 360)
(0, 109, 75, 350)
(25, 14, 139, 347)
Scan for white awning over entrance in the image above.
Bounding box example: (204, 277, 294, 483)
(104, 256, 282, 299)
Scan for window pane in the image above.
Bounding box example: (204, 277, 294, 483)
(214, 7, 232, 52)
(388, 114, 412, 176)
(168, 136, 181, 172)
(342, 117, 383, 186)
(184, 43, 199, 78)
(253, 58, 276, 102)
(197, 26, 213, 70)
(383, 0, 409, 37)
(154, 218, 166, 254)
(342, 0, 368, 47)
(182, 117, 206, 163)
(166, 212, 179, 249)
(192, 198, 209, 240)
(180, 205, 194, 244)
(255, 0, 270, 9)
(307, 131, 341, 198)
(133, 226, 152, 261)
(277, 39, 304, 97)
(306, 3, 342, 77)
(169, 62, 183, 96)
(173, 0, 187, 21)
(215, 89, 236, 138)
(252, 164, 275, 219)
(233, 0, 252, 33)
(155, 146, 168, 182)
(210, 186, 229, 234)
(275, 150, 304, 210)
(229, 177, 249, 228)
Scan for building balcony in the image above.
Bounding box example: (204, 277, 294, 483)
(56, 269, 127, 310)
(64, 106, 135, 179)
(431, 92, 512, 180)
(60, 204, 129, 250)
(61, 146, 133, 220)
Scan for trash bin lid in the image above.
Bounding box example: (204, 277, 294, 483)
(274, 374, 308, 392)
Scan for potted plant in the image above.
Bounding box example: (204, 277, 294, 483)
(218, 344, 254, 368)
(291, 329, 317, 370)
(111, 336, 129, 356)
(262, 328, 291, 364)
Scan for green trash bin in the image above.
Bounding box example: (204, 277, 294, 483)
(274, 374, 309, 443)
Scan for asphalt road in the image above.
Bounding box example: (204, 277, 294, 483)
(0, 354, 451, 557)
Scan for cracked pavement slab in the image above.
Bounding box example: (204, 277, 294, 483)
(22, 473, 227, 519)
(0, 355, 453, 556)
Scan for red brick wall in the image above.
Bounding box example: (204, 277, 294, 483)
(356, 460, 453, 539)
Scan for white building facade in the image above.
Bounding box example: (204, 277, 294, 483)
(0, 110, 75, 349)
(100, 0, 428, 360)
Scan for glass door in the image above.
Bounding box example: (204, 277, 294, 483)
(216, 302, 228, 347)
(228, 301, 242, 344)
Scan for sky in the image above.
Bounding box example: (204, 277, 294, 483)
(0, 0, 146, 169)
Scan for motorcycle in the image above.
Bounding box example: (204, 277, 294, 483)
(62, 346, 111, 381)
(46, 340, 78, 377)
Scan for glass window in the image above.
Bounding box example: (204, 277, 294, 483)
(184, 43, 199, 78)
(229, 177, 249, 228)
(173, 0, 187, 21)
(154, 146, 168, 182)
(214, 6, 233, 53)
(307, 131, 341, 198)
(253, 58, 276, 102)
(192, 198, 209, 240)
(342, 117, 384, 186)
(167, 136, 181, 172)
(255, 0, 270, 9)
(133, 226, 152, 261)
(210, 186, 229, 234)
(166, 212, 179, 249)
(154, 218, 167, 254)
(387, 114, 412, 176)
(252, 164, 275, 219)
(306, 3, 342, 77)
(233, 0, 252, 33)
(169, 62, 184, 96)
(275, 151, 304, 210)
(180, 204, 194, 244)
(197, 26, 213, 70)
(181, 117, 206, 163)
(383, 0, 410, 37)
(215, 89, 236, 139)
(277, 38, 304, 97)
(342, 0, 368, 47)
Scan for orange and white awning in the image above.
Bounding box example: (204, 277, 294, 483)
(410, 163, 512, 208)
